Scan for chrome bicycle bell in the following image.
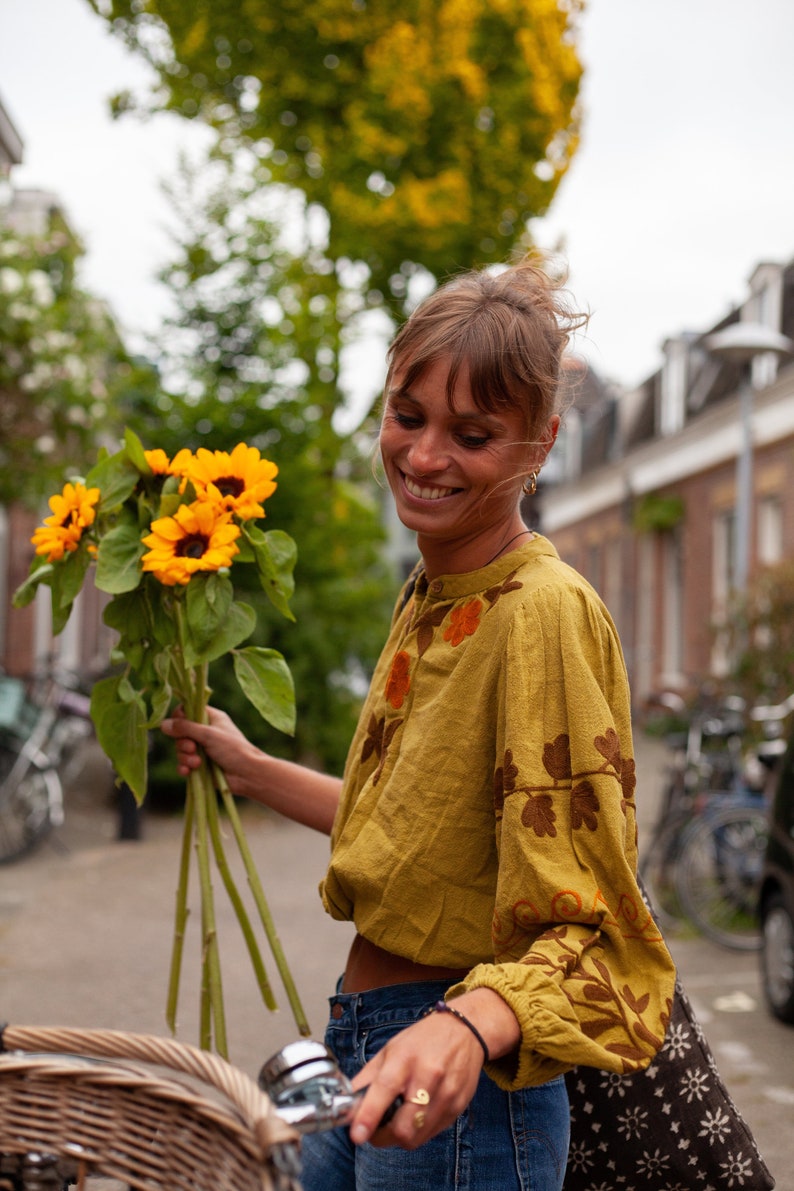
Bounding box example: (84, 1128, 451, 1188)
(259, 1039, 362, 1134)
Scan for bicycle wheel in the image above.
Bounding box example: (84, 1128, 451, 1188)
(639, 813, 690, 929)
(677, 802, 767, 950)
(0, 746, 61, 864)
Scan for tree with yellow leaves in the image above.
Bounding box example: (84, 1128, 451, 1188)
(86, 0, 583, 308)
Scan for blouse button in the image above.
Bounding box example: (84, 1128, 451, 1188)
(429, 579, 443, 595)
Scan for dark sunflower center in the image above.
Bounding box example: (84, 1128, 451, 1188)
(177, 534, 209, 559)
(215, 475, 245, 499)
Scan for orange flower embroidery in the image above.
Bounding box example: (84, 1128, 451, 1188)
(443, 599, 482, 646)
(385, 650, 411, 709)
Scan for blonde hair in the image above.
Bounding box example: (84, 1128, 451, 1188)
(386, 258, 586, 439)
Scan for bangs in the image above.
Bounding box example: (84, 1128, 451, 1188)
(389, 303, 553, 425)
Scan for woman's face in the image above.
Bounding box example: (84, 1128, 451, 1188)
(380, 355, 557, 573)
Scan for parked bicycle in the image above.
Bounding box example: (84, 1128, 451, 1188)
(640, 690, 794, 951)
(0, 668, 93, 864)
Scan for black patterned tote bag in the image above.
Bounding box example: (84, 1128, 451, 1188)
(563, 972, 775, 1189)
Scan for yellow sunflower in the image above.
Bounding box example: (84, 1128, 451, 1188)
(182, 443, 278, 521)
(141, 499, 241, 586)
(144, 448, 175, 476)
(31, 481, 101, 562)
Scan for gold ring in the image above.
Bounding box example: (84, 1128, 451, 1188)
(406, 1088, 430, 1106)
(413, 1110, 426, 1130)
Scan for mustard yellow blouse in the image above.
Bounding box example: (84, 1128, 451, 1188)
(320, 536, 676, 1091)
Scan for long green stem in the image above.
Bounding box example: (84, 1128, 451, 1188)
(167, 600, 308, 1052)
(204, 778, 278, 1011)
(191, 756, 228, 1057)
(213, 761, 311, 1036)
(165, 782, 194, 1035)
(181, 656, 228, 1058)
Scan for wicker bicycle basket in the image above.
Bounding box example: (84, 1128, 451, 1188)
(0, 1024, 302, 1191)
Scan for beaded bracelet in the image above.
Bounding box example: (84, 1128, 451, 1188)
(426, 1000, 490, 1064)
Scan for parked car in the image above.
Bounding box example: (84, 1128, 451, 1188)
(759, 725, 794, 1024)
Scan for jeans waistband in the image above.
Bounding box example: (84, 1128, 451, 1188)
(328, 978, 457, 1029)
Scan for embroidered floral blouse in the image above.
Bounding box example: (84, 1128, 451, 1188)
(320, 536, 676, 1091)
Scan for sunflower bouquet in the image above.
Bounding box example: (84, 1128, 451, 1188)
(14, 429, 309, 1054)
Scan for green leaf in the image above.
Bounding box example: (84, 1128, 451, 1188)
(51, 545, 92, 611)
(103, 588, 151, 638)
(184, 599, 257, 666)
(12, 561, 55, 609)
(123, 427, 150, 472)
(233, 646, 295, 735)
(185, 572, 233, 648)
(90, 673, 149, 802)
(95, 521, 146, 593)
(148, 678, 174, 727)
(86, 447, 140, 510)
(244, 526, 297, 621)
(148, 584, 179, 650)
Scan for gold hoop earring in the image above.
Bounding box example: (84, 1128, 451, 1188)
(522, 472, 538, 497)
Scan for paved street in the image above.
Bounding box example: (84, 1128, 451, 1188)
(1, 732, 792, 1186)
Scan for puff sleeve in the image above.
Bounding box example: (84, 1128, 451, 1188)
(447, 580, 676, 1091)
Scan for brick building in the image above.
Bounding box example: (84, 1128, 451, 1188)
(542, 259, 794, 706)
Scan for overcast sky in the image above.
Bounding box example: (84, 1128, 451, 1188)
(2, 0, 793, 401)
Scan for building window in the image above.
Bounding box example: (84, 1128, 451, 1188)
(661, 529, 684, 686)
(757, 494, 783, 566)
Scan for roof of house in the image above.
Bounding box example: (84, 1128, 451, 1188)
(0, 93, 24, 171)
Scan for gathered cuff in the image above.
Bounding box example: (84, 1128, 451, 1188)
(447, 962, 660, 1093)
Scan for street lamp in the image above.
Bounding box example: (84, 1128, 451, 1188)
(705, 322, 794, 593)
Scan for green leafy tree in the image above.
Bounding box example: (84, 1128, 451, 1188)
(120, 156, 396, 776)
(0, 213, 139, 506)
(86, 0, 583, 309)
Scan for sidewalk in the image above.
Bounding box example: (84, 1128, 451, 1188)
(1, 732, 788, 1184)
(0, 742, 354, 1076)
(1, 733, 669, 1066)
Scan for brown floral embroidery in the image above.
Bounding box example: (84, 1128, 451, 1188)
(443, 598, 483, 646)
(571, 780, 599, 830)
(595, 727, 637, 807)
(499, 729, 635, 837)
(542, 734, 572, 782)
(385, 650, 411, 709)
(483, 569, 523, 608)
(414, 601, 453, 657)
(493, 748, 519, 816)
(522, 929, 666, 1070)
(521, 793, 557, 835)
(411, 571, 525, 655)
(360, 712, 402, 785)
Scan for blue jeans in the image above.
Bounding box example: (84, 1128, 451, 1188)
(299, 980, 569, 1191)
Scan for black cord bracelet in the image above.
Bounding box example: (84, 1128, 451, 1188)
(426, 1000, 490, 1064)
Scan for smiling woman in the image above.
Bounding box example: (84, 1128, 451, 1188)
(377, 261, 574, 577)
(379, 356, 556, 577)
(164, 256, 677, 1191)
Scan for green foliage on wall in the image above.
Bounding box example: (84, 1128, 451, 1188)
(632, 492, 685, 534)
